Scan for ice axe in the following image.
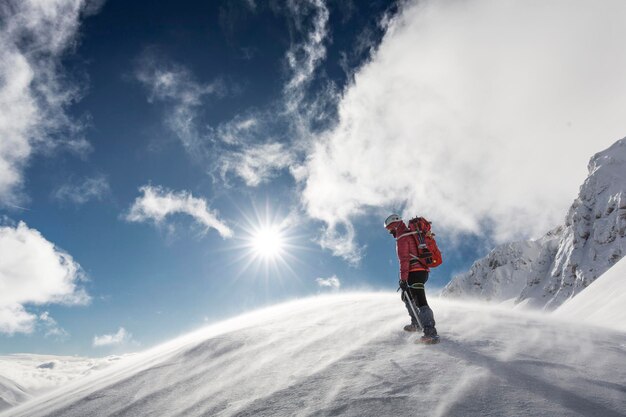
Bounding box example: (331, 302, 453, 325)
(401, 284, 424, 330)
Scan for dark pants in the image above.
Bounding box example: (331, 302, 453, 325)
(402, 270, 437, 336)
(408, 270, 429, 308)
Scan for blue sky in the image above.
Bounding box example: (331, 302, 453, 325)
(2, 0, 626, 355)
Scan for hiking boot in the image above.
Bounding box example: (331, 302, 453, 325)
(403, 324, 420, 332)
(417, 306, 438, 338)
(418, 335, 440, 345)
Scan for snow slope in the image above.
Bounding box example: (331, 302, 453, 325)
(0, 376, 29, 412)
(3, 294, 625, 417)
(443, 138, 626, 309)
(0, 354, 130, 411)
(554, 255, 626, 332)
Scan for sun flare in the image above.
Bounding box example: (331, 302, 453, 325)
(251, 226, 285, 260)
(231, 202, 306, 279)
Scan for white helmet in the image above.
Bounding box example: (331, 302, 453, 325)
(384, 213, 402, 228)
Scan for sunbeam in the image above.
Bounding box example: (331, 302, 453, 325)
(219, 200, 316, 289)
(250, 226, 285, 260)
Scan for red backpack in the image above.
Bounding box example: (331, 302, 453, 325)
(407, 217, 443, 268)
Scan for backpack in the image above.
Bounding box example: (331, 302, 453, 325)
(407, 216, 443, 268)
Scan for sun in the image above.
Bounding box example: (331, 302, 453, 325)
(226, 200, 310, 282)
(251, 226, 285, 260)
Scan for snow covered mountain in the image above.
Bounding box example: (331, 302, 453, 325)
(443, 138, 626, 309)
(0, 354, 129, 411)
(553, 255, 626, 332)
(2, 293, 625, 417)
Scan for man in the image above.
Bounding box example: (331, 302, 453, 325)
(384, 213, 439, 344)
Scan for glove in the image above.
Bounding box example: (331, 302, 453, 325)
(399, 280, 409, 291)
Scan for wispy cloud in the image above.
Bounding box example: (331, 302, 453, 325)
(299, 0, 626, 262)
(315, 275, 341, 289)
(218, 0, 330, 185)
(283, 0, 330, 114)
(93, 327, 132, 347)
(39, 311, 69, 339)
(125, 185, 233, 238)
(134, 1, 330, 188)
(0, 222, 89, 335)
(219, 142, 296, 187)
(215, 115, 260, 145)
(135, 50, 226, 156)
(316, 222, 363, 265)
(53, 174, 111, 205)
(82, 0, 108, 16)
(0, 0, 94, 206)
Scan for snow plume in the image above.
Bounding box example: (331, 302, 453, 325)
(125, 185, 233, 238)
(92, 327, 132, 347)
(0, 0, 95, 206)
(135, 50, 226, 156)
(9, 295, 626, 417)
(52, 174, 111, 205)
(300, 0, 626, 262)
(0, 222, 89, 335)
(315, 275, 341, 289)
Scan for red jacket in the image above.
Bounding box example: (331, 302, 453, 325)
(395, 222, 428, 281)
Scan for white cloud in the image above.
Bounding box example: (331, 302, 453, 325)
(0, 222, 89, 334)
(219, 142, 296, 187)
(93, 327, 131, 347)
(0, 0, 93, 205)
(125, 185, 233, 238)
(300, 0, 626, 262)
(39, 311, 69, 338)
(317, 222, 363, 266)
(53, 174, 111, 205)
(315, 275, 341, 289)
(215, 116, 259, 145)
(0, 304, 38, 335)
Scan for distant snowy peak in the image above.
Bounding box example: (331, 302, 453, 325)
(536, 138, 626, 308)
(443, 137, 626, 309)
(441, 227, 562, 304)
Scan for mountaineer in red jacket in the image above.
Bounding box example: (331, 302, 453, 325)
(384, 214, 439, 343)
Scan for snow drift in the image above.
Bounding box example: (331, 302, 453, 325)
(0, 375, 29, 412)
(0, 354, 128, 411)
(554, 255, 626, 332)
(443, 138, 626, 309)
(3, 294, 624, 417)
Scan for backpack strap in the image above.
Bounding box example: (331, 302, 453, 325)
(395, 231, 417, 241)
(396, 231, 427, 268)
